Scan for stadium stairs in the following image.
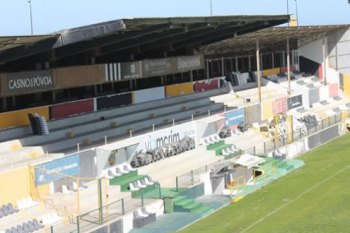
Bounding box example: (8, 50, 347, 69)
(173, 195, 212, 217)
(0, 88, 230, 153)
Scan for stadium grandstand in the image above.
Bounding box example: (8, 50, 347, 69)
(1, 11, 350, 233)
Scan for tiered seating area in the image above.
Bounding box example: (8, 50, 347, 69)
(2, 218, 44, 233)
(103, 164, 160, 199)
(0, 88, 228, 153)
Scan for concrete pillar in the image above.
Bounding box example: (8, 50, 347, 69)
(1, 98, 7, 111)
(12, 96, 16, 108)
(272, 52, 275, 68)
(323, 36, 328, 85)
(52, 91, 56, 102)
(248, 55, 252, 71)
(190, 71, 193, 82)
(256, 40, 261, 103)
(221, 57, 225, 76)
(93, 85, 97, 96)
(287, 37, 291, 95)
(206, 59, 210, 79)
(235, 56, 239, 72)
(230, 58, 234, 72)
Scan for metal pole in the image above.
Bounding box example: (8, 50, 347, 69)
(77, 143, 80, 152)
(152, 124, 155, 132)
(28, 0, 33, 35)
(104, 136, 107, 145)
(295, 0, 299, 25)
(287, 0, 289, 15)
(256, 39, 262, 103)
(210, 0, 213, 16)
(287, 37, 291, 95)
(172, 119, 175, 126)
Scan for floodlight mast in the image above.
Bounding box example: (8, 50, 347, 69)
(28, 0, 34, 35)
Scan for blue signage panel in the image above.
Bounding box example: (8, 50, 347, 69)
(224, 108, 245, 126)
(35, 154, 80, 186)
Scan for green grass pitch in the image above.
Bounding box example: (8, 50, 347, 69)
(178, 133, 350, 233)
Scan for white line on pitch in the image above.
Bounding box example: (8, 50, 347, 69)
(238, 164, 350, 233)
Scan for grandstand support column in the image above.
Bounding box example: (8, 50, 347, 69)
(221, 57, 225, 76)
(323, 36, 328, 85)
(190, 71, 193, 82)
(248, 55, 252, 71)
(256, 39, 262, 103)
(1, 98, 7, 111)
(206, 59, 210, 79)
(230, 58, 234, 72)
(129, 80, 133, 91)
(235, 56, 239, 72)
(52, 91, 56, 102)
(93, 85, 97, 96)
(11, 96, 16, 108)
(282, 51, 286, 67)
(287, 37, 291, 95)
(271, 52, 275, 68)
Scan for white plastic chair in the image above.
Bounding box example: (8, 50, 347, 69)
(124, 163, 136, 172)
(221, 148, 229, 156)
(204, 138, 211, 145)
(111, 167, 122, 177)
(145, 176, 155, 185)
(24, 197, 33, 208)
(129, 182, 139, 191)
(16, 199, 26, 210)
(213, 135, 221, 142)
(72, 182, 80, 192)
(62, 185, 71, 194)
(137, 208, 148, 218)
(137, 180, 146, 188)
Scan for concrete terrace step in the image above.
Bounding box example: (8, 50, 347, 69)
(173, 195, 187, 203)
(176, 198, 194, 207)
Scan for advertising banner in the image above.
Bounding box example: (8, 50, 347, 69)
(329, 83, 339, 98)
(143, 58, 173, 77)
(273, 97, 288, 114)
(34, 154, 80, 186)
(98, 122, 196, 161)
(223, 108, 245, 127)
(96, 93, 132, 110)
(3, 70, 53, 95)
(288, 94, 303, 110)
(136, 122, 196, 152)
(176, 55, 204, 72)
(133, 87, 165, 104)
(120, 61, 142, 80)
(193, 79, 219, 92)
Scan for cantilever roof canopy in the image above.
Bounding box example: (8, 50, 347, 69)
(0, 15, 289, 69)
(203, 25, 350, 57)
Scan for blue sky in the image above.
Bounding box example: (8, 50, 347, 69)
(0, 0, 349, 36)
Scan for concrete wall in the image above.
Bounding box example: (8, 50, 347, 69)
(299, 38, 323, 64)
(0, 166, 30, 204)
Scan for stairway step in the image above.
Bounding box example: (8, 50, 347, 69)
(176, 198, 194, 206)
(183, 202, 201, 210)
(173, 195, 187, 203)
